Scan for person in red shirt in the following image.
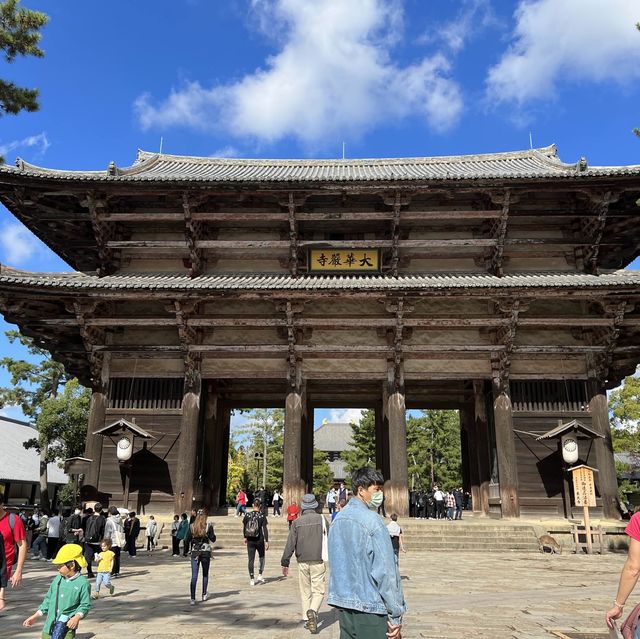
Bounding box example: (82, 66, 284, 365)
(606, 510, 640, 630)
(286, 502, 300, 529)
(0, 495, 27, 608)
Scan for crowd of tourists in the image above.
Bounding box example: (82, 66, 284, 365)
(409, 486, 468, 520)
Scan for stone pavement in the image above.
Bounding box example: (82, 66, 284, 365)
(0, 546, 627, 639)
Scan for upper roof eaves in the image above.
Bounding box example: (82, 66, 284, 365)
(2, 145, 639, 184)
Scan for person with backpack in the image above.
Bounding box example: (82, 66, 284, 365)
(185, 510, 216, 604)
(0, 495, 27, 601)
(243, 499, 269, 586)
(83, 503, 106, 578)
(104, 506, 124, 576)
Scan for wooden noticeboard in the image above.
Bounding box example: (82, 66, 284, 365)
(572, 465, 596, 508)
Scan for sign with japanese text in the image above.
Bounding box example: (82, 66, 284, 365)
(572, 466, 597, 507)
(309, 249, 380, 272)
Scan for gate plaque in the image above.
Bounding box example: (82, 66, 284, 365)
(309, 249, 380, 272)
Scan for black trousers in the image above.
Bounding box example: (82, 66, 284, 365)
(125, 534, 137, 556)
(246, 540, 265, 578)
(83, 542, 100, 576)
(111, 546, 121, 575)
(172, 536, 180, 555)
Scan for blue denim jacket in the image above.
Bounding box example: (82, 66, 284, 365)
(327, 496, 406, 625)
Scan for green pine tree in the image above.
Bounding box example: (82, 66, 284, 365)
(342, 409, 374, 473)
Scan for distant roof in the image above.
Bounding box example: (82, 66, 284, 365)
(2, 145, 639, 184)
(0, 416, 68, 484)
(328, 459, 349, 482)
(2, 267, 640, 294)
(315, 422, 354, 452)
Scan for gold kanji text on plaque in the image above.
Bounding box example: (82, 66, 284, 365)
(309, 249, 380, 272)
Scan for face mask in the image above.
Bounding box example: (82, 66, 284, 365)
(368, 490, 384, 510)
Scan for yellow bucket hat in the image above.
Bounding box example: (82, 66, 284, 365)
(52, 544, 88, 569)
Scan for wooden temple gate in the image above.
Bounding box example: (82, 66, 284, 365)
(0, 145, 639, 518)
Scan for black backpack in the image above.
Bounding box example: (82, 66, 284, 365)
(85, 515, 104, 543)
(243, 512, 260, 539)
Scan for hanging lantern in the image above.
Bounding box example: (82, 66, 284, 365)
(116, 436, 133, 461)
(561, 433, 579, 464)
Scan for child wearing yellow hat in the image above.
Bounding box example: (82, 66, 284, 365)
(22, 543, 91, 638)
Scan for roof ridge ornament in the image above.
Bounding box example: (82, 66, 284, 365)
(577, 157, 588, 172)
(107, 161, 117, 176)
(14, 157, 24, 170)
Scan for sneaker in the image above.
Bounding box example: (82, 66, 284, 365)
(256, 574, 265, 584)
(306, 609, 318, 634)
(108, 584, 115, 595)
(39, 557, 48, 561)
(190, 599, 196, 606)
(249, 578, 255, 586)
(202, 592, 208, 601)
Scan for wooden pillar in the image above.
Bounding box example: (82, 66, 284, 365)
(473, 382, 490, 516)
(492, 383, 520, 518)
(83, 389, 106, 496)
(589, 381, 620, 520)
(219, 407, 231, 510)
(385, 389, 409, 517)
(284, 387, 305, 509)
(174, 365, 202, 515)
(301, 401, 314, 492)
(461, 406, 478, 507)
(375, 402, 390, 480)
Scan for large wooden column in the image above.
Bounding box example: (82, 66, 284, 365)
(301, 401, 314, 493)
(461, 405, 480, 511)
(203, 387, 231, 512)
(384, 386, 409, 517)
(589, 381, 620, 519)
(174, 361, 202, 514)
(492, 381, 520, 518)
(375, 402, 390, 480)
(473, 382, 490, 515)
(283, 385, 306, 509)
(83, 352, 110, 499)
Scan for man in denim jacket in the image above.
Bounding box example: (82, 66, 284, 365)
(328, 467, 406, 638)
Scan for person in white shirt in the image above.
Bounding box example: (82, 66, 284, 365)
(272, 490, 282, 517)
(433, 486, 445, 520)
(386, 514, 406, 564)
(326, 487, 337, 516)
(145, 516, 157, 552)
(46, 513, 61, 560)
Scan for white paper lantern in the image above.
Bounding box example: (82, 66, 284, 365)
(116, 436, 133, 461)
(561, 433, 579, 464)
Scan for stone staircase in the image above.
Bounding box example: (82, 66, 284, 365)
(154, 512, 541, 553)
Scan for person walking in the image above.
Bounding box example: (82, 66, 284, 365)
(433, 486, 445, 519)
(454, 487, 464, 520)
(104, 506, 124, 577)
(61, 507, 83, 545)
(281, 494, 327, 635)
(22, 543, 91, 636)
(272, 489, 282, 517)
(185, 510, 216, 604)
(92, 538, 115, 599)
(31, 509, 49, 560)
(0, 495, 27, 609)
(243, 499, 269, 586)
(386, 514, 406, 564)
(46, 510, 61, 560)
(326, 487, 337, 516)
(235, 489, 248, 517)
(145, 516, 157, 552)
(337, 482, 349, 503)
(83, 503, 106, 578)
(124, 511, 140, 558)
(328, 467, 406, 639)
(177, 513, 189, 557)
(171, 515, 181, 556)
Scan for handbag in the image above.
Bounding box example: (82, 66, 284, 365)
(621, 602, 640, 639)
(321, 516, 329, 563)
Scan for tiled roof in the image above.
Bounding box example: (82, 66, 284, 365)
(1, 267, 640, 293)
(3, 145, 639, 183)
(314, 422, 354, 452)
(0, 416, 68, 484)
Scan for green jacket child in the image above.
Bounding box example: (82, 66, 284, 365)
(23, 543, 91, 638)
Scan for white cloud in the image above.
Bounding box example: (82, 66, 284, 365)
(210, 145, 242, 158)
(0, 132, 50, 159)
(0, 223, 39, 266)
(486, 0, 640, 105)
(134, 0, 463, 146)
(329, 408, 364, 425)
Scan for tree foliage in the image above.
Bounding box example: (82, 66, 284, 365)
(342, 408, 463, 490)
(0, 331, 89, 509)
(0, 0, 48, 160)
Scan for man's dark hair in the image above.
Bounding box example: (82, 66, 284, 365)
(253, 499, 262, 507)
(351, 467, 384, 493)
(390, 513, 398, 522)
(128, 511, 136, 518)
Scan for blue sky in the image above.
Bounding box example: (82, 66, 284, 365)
(0, 0, 639, 425)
